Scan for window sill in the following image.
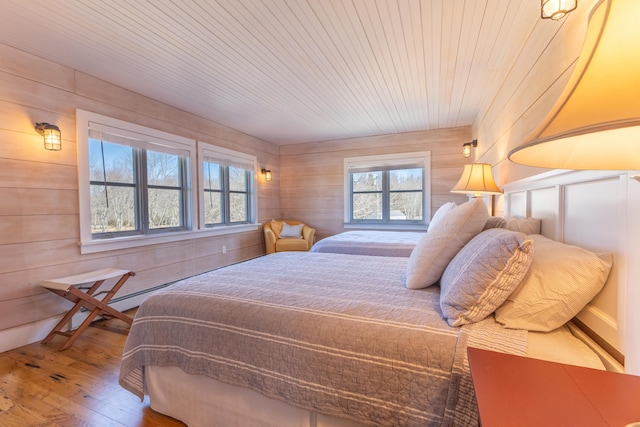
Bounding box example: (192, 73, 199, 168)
(343, 223, 429, 231)
(78, 223, 260, 254)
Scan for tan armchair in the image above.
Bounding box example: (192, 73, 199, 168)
(264, 220, 315, 254)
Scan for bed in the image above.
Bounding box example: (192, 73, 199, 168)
(118, 177, 622, 426)
(119, 251, 604, 427)
(309, 212, 506, 258)
(309, 230, 425, 257)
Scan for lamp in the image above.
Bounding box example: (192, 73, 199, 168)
(510, 0, 640, 170)
(451, 163, 503, 198)
(541, 0, 577, 20)
(462, 139, 478, 158)
(34, 122, 62, 151)
(261, 168, 272, 182)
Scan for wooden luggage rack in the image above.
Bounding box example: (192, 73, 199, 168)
(39, 268, 135, 350)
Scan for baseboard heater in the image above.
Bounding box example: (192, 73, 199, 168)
(72, 282, 173, 328)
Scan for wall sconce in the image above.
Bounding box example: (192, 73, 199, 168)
(462, 139, 477, 158)
(541, 0, 577, 20)
(261, 168, 272, 182)
(35, 122, 62, 151)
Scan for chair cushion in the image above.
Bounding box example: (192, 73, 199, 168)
(276, 238, 309, 252)
(280, 223, 304, 238)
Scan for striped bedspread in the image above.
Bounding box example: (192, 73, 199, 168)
(310, 231, 425, 257)
(119, 252, 526, 426)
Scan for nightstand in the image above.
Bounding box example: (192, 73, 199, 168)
(467, 347, 640, 427)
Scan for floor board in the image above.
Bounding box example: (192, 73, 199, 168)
(0, 309, 186, 426)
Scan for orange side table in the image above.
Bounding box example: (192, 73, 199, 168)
(468, 347, 640, 427)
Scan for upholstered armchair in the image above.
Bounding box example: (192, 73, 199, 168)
(264, 220, 315, 254)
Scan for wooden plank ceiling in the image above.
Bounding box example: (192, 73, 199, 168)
(0, 0, 540, 144)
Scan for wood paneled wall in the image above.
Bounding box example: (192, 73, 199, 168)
(473, 0, 600, 187)
(279, 127, 472, 240)
(0, 43, 280, 351)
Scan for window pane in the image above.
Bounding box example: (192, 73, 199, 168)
(89, 139, 134, 183)
(391, 192, 423, 220)
(352, 172, 382, 191)
(390, 168, 423, 191)
(148, 188, 181, 228)
(229, 193, 247, 222)
(353, 193, 382, 220)
(203, 162, 222, 190)
(204, 190, 223, 225)
(90, 185, 136, 233)
(148, 151, 180, 187)
(229, 166, 247, 192)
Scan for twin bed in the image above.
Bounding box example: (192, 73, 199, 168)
(310, 230, 425, 257)
(119, 170, 631, 427)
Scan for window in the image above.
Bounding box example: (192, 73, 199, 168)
(88, 132, 191, 238)
(78, 110, 259, 254)
(198, 142, 256, 229)
(344, 152, 430, 229)
(78, 110, 198, 253)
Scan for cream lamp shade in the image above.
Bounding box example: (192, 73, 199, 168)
(451, 163, 503, 198)
(509, 0, 640, 170)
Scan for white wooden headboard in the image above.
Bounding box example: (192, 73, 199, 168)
(503, 169, 640, 375)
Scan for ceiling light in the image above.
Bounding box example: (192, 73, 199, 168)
(541, 0, 577, 20)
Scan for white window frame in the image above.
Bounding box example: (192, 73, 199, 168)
(343, 152, 431, 230)
(77, 109, 259, 254)
(197, 141, 258, 230)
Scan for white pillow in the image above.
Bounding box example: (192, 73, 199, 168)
(429, 202, 456, 231)
(439, 229, 533, 327)
(405, 198, 489, 289)
(279, 223, 304, 238)
(495, 234, 612, 331)
(505, 217, 541, 235)
(482, 216, 506, 231)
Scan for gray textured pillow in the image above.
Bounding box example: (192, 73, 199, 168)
(406, 198, 489, 289)
(440, 229, 533, 327)
(495, 234, 612, 331)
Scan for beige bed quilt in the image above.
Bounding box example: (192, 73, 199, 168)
(119, 252, 526, 426)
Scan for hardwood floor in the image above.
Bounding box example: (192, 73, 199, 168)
(0, 310, 186, 426)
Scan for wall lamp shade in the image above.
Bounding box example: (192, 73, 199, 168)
(34, 122, 62, 151)
(451, 163, 503, 197)
(542, 0, 577, 20)
(462, 139, 477, 158)
(261, 168, 272, 181)
(510, 0, 640, 170)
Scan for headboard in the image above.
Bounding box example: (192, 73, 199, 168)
(503, 169, 640, 375)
